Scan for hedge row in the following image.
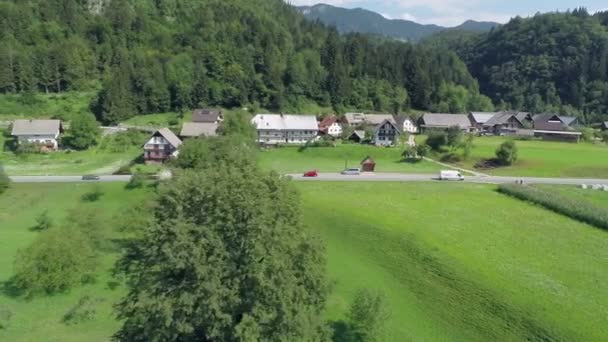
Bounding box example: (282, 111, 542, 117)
(498, 184, 608, 231)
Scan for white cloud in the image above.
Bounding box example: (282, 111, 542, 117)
(399, 12, 418, 22)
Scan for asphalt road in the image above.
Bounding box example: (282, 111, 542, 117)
(10, 175, 132, 183)
(9, 173, 608, 186)
(287, 173, 608, 186)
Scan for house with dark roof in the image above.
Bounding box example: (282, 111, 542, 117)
(484, 112, 533, 136)
(468, 112, 495, 132)
(318, 115, 343, 137)
(192, 109, 223, 123)
(347, 130, 366, 143)
(143, 128, 182, 164)
(180, 122, 218, 138)
(11, 119, 63, 151)
(373, 119, 401, 146)
(533, 114, 582, 142)
(418, 113, 472, 131)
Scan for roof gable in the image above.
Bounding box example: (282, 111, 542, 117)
(360, 156, 375, 165)
(180, 122, 218, 137)
(420, 113, 472, 128)
(192, 109, 222, 123)
(153, 128, 182, 148)
(374, 119, 400, 133)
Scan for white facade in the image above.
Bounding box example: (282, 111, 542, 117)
(401, 118, 417, 134)
(327, 122, 343, 137)
(252, 114, 319, 144)
(17, 134, 59, 149)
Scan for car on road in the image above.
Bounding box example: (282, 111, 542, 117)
(341, 168, 361, 176)
(438, 170, 464, 181)
(82, 175, 100, 181)
(303, 170, 318, 177)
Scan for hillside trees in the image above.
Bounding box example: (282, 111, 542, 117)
(1, 0, 486, 122)
(115, 137, 329, 340)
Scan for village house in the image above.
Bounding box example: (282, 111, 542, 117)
(347, 130, 366, 143)
(394, 115, 417, 134)
(342, 113, 367, 126)
(192, 109, 223, 123)
(418, 113, 472, 132)
(373, 119, 401, 146)
(318, 115, 343, 137)
(143, 128, 182, 164)
(251, 114, 318, 145)
(179, 122, 218, 139)
(482, 112, 534, 136)
(342, 113, 396, 127)
(533, 114, 582, 142)
(468, 112, 497, 133)
(11, 119, 63, 151)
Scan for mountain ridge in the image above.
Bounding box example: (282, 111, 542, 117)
(297, 3, 499, 42)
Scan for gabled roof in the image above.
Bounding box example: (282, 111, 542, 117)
(180, 122, 218, 137)
(343, 113, 367, 125)
(374, 119, 401, 133)
(11, 119, 62, 136)
(483, 111, 532, 127)
(251, 114, 318, 131)
(192, 109, 222, 123)
(349, 130, 366, 140)
(393, 115, 414, 127)
(365, 114, 396, 126)
(533, 114, 568, 131)
(559, 116, 578, 126)
(420, 113, 472, 128)
(319, 115, 339, 131)
(469, 112, 496, 124)
(603, 122, 608, 129)
(360, 156, 376, 165)
(153, 128, 182, 148)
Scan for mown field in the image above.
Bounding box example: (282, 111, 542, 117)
(535, 184, 608, 207)
(0, 183, 151, 342)
(297, 182, 608, 341)
(460, 137, 608, 178)
(258, 144, 441, 174)
(1, 181, 607, 341)
(0, 93, 95, 122)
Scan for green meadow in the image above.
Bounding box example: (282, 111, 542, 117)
(258, 144, 441, 174)
(298, 182, 608, 341)
(460, 137, 608, 178)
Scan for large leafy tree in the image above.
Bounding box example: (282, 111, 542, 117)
(115, 139, 329, 341)
(67, 112, 100, 150)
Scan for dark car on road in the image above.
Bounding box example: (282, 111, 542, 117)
(82, 175, 100, 181)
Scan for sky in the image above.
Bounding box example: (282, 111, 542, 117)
(288, 0, 608, 27)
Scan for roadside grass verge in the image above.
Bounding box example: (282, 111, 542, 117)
(498, 184, 608, 231)
(535, 184, 608, 208)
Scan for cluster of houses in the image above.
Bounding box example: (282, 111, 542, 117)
(5, 109, 592, 164)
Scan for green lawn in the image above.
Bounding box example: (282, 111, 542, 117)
(258, 144, 441, 174)
(458, 137, 608, 177)
(122, 112, 183, 128)
(297, 182, 608, 341)
(0, 183, 151, 342)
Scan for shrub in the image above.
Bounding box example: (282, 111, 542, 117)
(581, 127, 596, 142)
(126, 171, 145, 190)
(32, 210, 53, 231)
(347, 289, 390, 342)
(66, 112, 100, 150)
(416, 144, 430, 158)
(495, 140, 518, 166)
(13, 228, 97, 295)
(440, 152, 462, 163)
(15, 141, 42, 155)
(498, 184, 608, 231)
(0, 165, 9, 195)
(425, 131, 448, 152)
(81, 185, 104, 202)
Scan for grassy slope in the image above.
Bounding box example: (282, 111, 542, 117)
(0, 183, 150, 342)
(297, 182, 608, 341)
(258, 144, 441, 174)
(459, 137, 608, 177)
(536, 184, 608, 207)
(0, 93, 95, 122)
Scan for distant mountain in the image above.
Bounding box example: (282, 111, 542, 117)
(297, 4, 500, 42)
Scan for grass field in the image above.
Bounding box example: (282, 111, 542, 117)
(535, 184, 608, 207)
(0, 183, 151, 342)
(0, 92, 96, 122)
(258, 144, 441, 174)
(458, 137, 608, 178)
(298, 182, 608, 341)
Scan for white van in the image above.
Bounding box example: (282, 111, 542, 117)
(439, 170, 464, 181)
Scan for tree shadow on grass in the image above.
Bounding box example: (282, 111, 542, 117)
(329, 320, 357, 342)
(0, 277, 25, 298)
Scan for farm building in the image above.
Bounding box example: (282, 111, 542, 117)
(482, 112, 533, 136)
(360, 156, 376, 172)
(180, 122, 218, 138)
(11, 119, 63, 151)
(143, 128, 182, 164)
(192, 109, 223, 123)
(533, 114, 582, 142)
(251, 114, 318, 145)
(418, 113, 472, 131)
(394, 115, 418, 134)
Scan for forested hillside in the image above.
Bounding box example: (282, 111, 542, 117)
(0, 0, 490, 124)
(451, 9, 608, 122)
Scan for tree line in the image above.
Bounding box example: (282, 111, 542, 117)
(0, 0, 492, 124)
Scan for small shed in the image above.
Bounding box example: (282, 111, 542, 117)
(348, 130, 366, 143)
(360, 156, 376, 173)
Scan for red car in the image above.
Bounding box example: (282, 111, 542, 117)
(303, 170, 318, 177)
